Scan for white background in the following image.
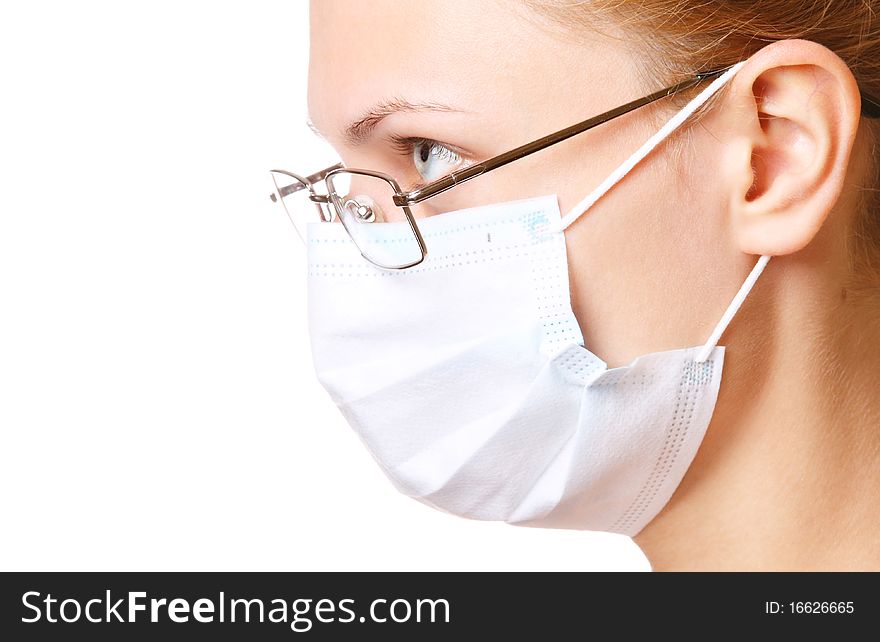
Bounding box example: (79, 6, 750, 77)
(0, 1, 648, 571)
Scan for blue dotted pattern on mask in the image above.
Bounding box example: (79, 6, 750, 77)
(520, 211, 553, 243)
(683, 359, 714, 386)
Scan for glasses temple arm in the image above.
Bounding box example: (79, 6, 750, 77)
(393, 68, 729, 206)
(392, 71, 880, 202)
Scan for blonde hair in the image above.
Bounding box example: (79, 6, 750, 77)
(525, 0, 880, 299)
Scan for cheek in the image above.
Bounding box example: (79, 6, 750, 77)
(561, 156, 729, 367)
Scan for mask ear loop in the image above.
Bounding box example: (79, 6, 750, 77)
(551, 61, 747, 234)
(547, 61, 768, 362)
(694, 254, 771, 362)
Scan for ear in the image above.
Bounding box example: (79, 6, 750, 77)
(719, 39, 863, 256)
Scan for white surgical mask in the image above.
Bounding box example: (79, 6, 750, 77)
(306, 62, 769, 535)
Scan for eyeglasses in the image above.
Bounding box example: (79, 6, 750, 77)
(270, 66, 880, 270)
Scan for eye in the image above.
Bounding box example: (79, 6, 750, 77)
(390, 136, 464, 183)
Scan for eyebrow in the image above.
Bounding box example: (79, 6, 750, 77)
(307, 99, 463, 146)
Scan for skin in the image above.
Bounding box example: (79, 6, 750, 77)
(308, 0, 880, 570)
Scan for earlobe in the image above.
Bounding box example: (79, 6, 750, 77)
(722, 40, 862, 256)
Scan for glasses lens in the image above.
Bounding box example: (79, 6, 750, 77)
(269, 170, 326, 244)
(326, 170, 424, 269)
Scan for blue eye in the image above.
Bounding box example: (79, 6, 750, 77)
(390, 136, 464, 184)
(412, 139, 462, 182)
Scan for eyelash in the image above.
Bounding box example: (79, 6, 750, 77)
(387, 135, 465, 184)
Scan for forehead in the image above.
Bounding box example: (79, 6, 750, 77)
(306, 0, 581, 143)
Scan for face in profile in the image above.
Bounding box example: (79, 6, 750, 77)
(296, 0, 880, 571)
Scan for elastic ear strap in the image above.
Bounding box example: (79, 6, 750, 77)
(550, 61, 746, 234)
(695, 254, 771, 363)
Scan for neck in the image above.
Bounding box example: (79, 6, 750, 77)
(634, 255, 880, 571)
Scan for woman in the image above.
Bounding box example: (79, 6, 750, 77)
(273, 0, 880, 570)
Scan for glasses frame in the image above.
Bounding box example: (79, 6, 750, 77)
(325, 168, 429, 269)
(270, 166, 428, 269)
(272, 64, 880, 269)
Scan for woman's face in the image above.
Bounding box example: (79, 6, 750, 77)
(308, 0, 757, 367)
